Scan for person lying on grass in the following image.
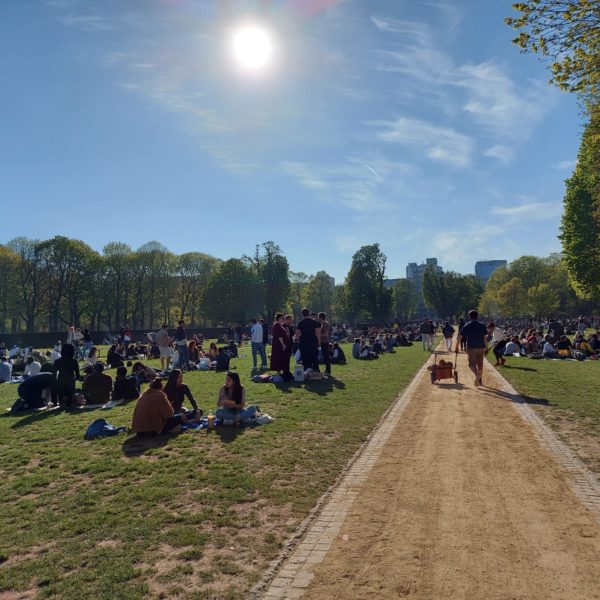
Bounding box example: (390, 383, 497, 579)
(132, 377, 200, 437)
(163, 369, 203, 419)
(215, 371, 258, 426)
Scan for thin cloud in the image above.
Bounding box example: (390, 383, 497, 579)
(57, 14, 112, 31)
(553, 159, 576, 170)
(491, 201, 563, 220)
(484, 144, 515, 165)
(370, 117, 473, 168)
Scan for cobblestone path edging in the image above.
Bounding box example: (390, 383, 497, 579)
(250, 355, 435, 599)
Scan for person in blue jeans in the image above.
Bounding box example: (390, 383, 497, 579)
(249, 318, 267, 370)
(174, 319, 190, 371)
(215, 371, 258, 425)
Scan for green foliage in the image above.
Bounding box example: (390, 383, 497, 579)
(423, 268, 483, 320)
(505, 1, 600, 102)
(478, 254, 587, 317)
(247, 242, 291, 320)
(527, 283, 560, 317)
(345, 244, 392, 322)
(201, 259, 262, 324)
(392, 279, 417, 321)
(560, 106, 600, 299)
(304, 271, 335, 316)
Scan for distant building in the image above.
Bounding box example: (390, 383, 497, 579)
(406, 258, 443, 314)
(475, 260, 507, 284)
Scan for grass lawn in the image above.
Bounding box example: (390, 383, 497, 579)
(0, 341, 433, 600)
(491, 353, 600, 474)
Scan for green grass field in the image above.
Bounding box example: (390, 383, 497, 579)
(490, 353, 600, 473)
(0, 341, 433, 600)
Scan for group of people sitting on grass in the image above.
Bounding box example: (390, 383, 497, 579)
(131, 370, 260, 435)
(486, 320, 600, 364)
(351, 331, 412, 360)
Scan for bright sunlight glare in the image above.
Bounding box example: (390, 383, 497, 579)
(231, 25, 274, 72)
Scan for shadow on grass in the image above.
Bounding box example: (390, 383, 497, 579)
(501, 364, 537, 372)
(303, 377, 346, 396)
(481, 388, 550, 406)
(8, 406, 64, 429)
(121, 434, 171, 456)
(214, 425, 247, 444)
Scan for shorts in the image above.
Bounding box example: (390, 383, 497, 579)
(159, 346, 171, 358)
(466, 348, 485, 370)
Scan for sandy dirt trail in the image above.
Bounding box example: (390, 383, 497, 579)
(297, 350, 600, 600)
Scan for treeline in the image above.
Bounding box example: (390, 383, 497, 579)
(0, 238, 418, 333)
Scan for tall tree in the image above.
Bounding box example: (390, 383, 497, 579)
(7, 237, 47, 332)
(201, 259, 261, 325)
(346, 244, 392, 322)
(560, 106, 600, 299)
(527, 283, 560, 318)
(305, 271, 335, 316)
(423, 269, 483, 321)
(103, 242, 133, 331)
(289, 271, 310, 316)
(392, 279, 417, 322)
(505, 0, 600, 101)
(175, 252, 220, 325)
(248, 242, 290, 320)
(0, 245, 18, 333)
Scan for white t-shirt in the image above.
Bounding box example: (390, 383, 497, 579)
(24, 361, 41, 376)
(50, 350, 61, 363)
(543, 341, 555, 354)
(157, 329, 169, 347)
(251, 323, 263, 343)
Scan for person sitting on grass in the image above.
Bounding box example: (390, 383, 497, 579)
(215, 347, 231, 371)
(82, 363, 113, 405)
(207, 343, 218, 361)
(112, 366, 140, 402)
(331, 342, 346, 364)
(215, 371, 258, 426)
(352, 338, 361, 359)
(226, 340, 238, 358)
(132, 377, 196, 436)
(589, 333, 600, 352)
(542, 335, 558, 359)
(132, 361, 157, 385)
(107, 343, 125, 369)
(163, 369, 203, 420)
(23, 356, 42, 377)
(556, 335, 573, 356)
(503, 336, 522, 356)
(0, 356, 13, 383)
(575, 335, 597, 357)
(15, 370, 58, 410)
(84, 346, 100, 370)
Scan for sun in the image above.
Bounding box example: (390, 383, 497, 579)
(231, 25, 274, 72)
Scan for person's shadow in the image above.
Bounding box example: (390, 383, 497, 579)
(481, 388, 549, 406)
(303, 376, 346, 396)
(121, 434, 170, 457)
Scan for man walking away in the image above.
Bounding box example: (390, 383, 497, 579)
(296, 308, 320, 375)
(419, 319, 431, 351)
(319, 312, 332, 376)
(442, 321, 455, 351)
(174, 320, 189, 371)
(250, 318, 267, 370)
(456, 310, 489, 387)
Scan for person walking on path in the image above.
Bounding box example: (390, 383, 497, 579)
(442, 321, 455, 351)
(456, 310, 489, 386)
(250, 318, 267, 371)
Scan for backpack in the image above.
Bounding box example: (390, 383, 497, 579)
(84, 418, 127, 440)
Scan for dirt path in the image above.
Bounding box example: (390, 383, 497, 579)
(263, 349, 600, 600)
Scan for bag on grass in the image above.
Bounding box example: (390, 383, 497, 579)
(84, 418, 127, 440)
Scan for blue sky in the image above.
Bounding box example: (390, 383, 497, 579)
(1, 0, 583, 281)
